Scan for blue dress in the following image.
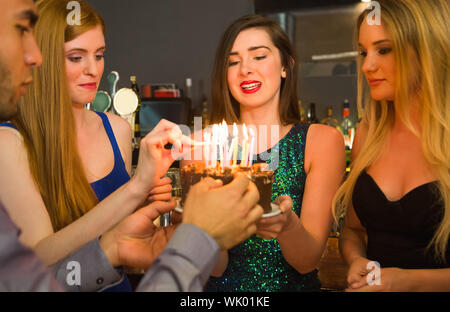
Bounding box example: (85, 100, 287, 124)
(1, 114, 132, 292)
(205, 123, 321, 292)
(90, 112, 132, 292)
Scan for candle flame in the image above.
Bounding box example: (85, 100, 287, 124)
(212, 124, 219, 143)
(204, 131, 211, 142)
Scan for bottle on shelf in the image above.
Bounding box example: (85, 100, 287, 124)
(340, 99, 354, 150)
(201, 96, 209, 128)
(298, 100, 307, 123)
(185, 78, 192, 99)
(130, 75, 141, 149)
(356, 109, 362, 128)
(185, 78, 195, 127)
(306, 102, 319, 124)
(321, 106, 340, 130)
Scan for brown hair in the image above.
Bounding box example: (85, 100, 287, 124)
(210, 14, 300, 125)
(14, 0, 105, 231)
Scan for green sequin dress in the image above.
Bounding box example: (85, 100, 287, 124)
(205, 123, 321, 292)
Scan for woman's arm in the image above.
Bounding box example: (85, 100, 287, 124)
(282, 125, 346, 273)
(0, 130, 146, 265)
(347, 267, 450, 291)
(0, 129, 54, 248)
(0, 120, 182, 266)
(339, 203, 368, 265)
(257, 125, 345, 274)
(339, 120, 369, 265)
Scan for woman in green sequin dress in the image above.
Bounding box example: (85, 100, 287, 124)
(189, 15, 345, 291)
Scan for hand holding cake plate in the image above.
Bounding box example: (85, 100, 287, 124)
(175, 198, 280, 218)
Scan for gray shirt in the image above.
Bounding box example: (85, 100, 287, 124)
(0, 202, 220, 292)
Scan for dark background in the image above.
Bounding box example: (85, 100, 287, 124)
(89, 0, 367, 123)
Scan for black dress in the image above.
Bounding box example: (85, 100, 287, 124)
(353, 170, 450, 269)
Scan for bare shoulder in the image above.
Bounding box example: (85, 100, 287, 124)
(104, 112, 132, 138)
(307, 124, 344, 150)
(0, 127, 26, 157)
(0, 127, 30, 181)
(304, 124, 345, 173)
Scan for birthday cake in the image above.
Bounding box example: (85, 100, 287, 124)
(180, 162, 274, 213)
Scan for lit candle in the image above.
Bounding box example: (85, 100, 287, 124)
(204, 132, 210, 168)
(212, 124, 218, 168)
(218, 123, 224, 170)
(220, 120, 228, 172)
(229, 123, 238, 167)
(248, 127, 255, 167)
(221, 121, 229, 169)
(241, 124, 248, 167)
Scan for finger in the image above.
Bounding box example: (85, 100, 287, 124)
(350, 281, 366, 289)
(147, 129, 182, 149)
(347, 273, 367, 288)
(137, 199, 177, 221)
(151, 119, 179, 133)
(237, 181, 260, 214)
(149, 183, 172, 195)
(245, 224, 258, 239)
(195, 177, 223, 192)
(257, 213, 284, 225)
(274, 195, 293, 213)
(255, 230, 276, 240)
(155, 176, 172, 186)
(163, 136, 198, 159)
(243, 204, 264, 226)
(146, 131, 170, 149)
(221, 173, 251, 197)
(149, 193, 172, 202)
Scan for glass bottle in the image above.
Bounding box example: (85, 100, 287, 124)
(340, 99, 354, 150)
(201, 97, 209, 128)
(307, 102, 319, 124)
(298, 100, 307, 123)
(321, 106, 340, 129)
(130, 75, 141, 149)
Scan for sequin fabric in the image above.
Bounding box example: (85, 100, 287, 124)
(205, 123, 321, 292)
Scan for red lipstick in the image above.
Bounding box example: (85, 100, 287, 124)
(240, 80, 262, 94)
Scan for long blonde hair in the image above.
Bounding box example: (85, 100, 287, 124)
(14, 0, 105, 231)
(333, 0, 450, 262)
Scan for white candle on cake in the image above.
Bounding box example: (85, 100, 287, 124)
(241, 124, 249, 167)
(204, 132, 211, 168)
(249, 127, 255, 167)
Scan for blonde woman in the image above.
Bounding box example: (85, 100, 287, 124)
(0, 0, 175, 291)
(334, 0, 450, 291)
